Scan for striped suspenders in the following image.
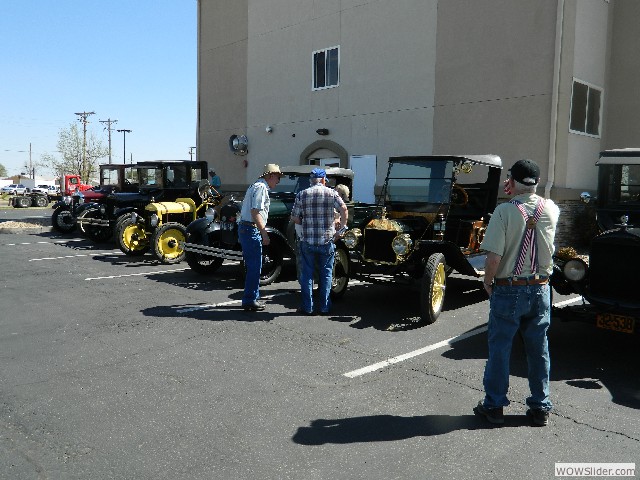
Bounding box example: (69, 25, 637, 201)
(509, 198, 546, 276)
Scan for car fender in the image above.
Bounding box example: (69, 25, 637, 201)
(264, 227, 294, 257)
(75, 202, 101, 215)
(186, 216, 215, 235)
(415, 240, 484, 277)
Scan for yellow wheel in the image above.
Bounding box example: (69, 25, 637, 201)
(153, 222, 187, 264)
(117, 215, 149, 256)
(420, 253, 447, 324)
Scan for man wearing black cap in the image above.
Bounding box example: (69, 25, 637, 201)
(290, 168, 348, 315)
(474, 159, 560, 427)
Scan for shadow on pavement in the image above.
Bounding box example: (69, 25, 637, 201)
(292, 414, 532, 445)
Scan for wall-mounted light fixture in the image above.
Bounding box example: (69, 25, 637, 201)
(316, 128, 329, 136)
(265, 125, 273, 134)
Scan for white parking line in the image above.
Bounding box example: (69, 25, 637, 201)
(30, 251, 122, 261)
(343, 296, 584, 378)
(3, 238, 85, 246)
(85, 268, 189, 281)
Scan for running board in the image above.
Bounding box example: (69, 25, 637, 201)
(181, 242, 244, 261)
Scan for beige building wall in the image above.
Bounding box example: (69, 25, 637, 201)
(198, 0, 640, 195)
(563, 0, 611, 192)
(603, 0, 640, 150)
(244, 0, 438, 183)
(433, 1, 558, 187)
(197, 0, 248, 187)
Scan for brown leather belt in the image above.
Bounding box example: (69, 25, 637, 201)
(239, 220, 257, 227)
(494, 277, 549, 286)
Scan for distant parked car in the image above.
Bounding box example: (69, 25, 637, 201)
(1, 184, 28, 195)
(31, 184, 55, 195)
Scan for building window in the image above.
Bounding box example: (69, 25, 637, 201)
(570, 79, 602, 136)
(313, 46, 339, 90)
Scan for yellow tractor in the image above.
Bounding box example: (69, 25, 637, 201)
(116, 182, 222, 264)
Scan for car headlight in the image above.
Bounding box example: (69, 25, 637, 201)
(343, 228, 362, 249)
(563, 258, 587, 282)
(62, 196, 72, 205)
(392, 233, 413, 256)
(150, 214, 159, 227)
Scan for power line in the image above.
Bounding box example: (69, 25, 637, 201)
(75, 111, 95, 181)
(100, 118, 118, 164)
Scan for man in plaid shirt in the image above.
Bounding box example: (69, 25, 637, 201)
(291, 168, 348, 315)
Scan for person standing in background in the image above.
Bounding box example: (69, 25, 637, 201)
(237, 164, 282, 311)
(290, 168, 348, 315)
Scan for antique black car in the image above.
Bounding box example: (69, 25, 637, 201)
(182, 165, 375, 290)
(50, 164, 138, 233)
(551, 148, 640, 335)
(341, 154, 503, 324)
(77, 161, 209, 243)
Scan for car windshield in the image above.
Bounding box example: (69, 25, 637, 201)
(271, 174, 337, 194)
(137, 167, 163, 188)
(385, 160, 454, 204)
(604, 164, 640, 204)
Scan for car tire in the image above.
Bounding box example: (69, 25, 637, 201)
(420, 252, 447, 324)
(153, 222, 186, 264)
(51, 207, 76, 233)
(246, 243, 282, 286)
(17, 196, 31, 208)
(78, 209, 112, 243)
(185, 231, 224, 274)
(330, 246, 350, 300)
(33, 196, 48, 208)
(116, 215, 150, 256)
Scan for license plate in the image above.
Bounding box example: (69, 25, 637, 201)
(596, 313, 635, 334)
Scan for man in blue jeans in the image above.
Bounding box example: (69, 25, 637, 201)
(238, 164, 282, 311)
(474, 159, 559, 426)
(290, 168, 348, 315)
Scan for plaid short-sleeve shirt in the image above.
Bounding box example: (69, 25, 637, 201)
(291, 184, 346, 245)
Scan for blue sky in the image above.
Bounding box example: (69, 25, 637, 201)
(0, 0, 197, 178)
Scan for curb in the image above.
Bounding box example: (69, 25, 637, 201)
(0, 226, 54, 234)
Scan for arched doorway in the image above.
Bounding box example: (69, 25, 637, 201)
(299, 140, 348, 168)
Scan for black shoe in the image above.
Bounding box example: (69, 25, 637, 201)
(473, 401, 504, 425)
(526, 408, 549, 426)
(295, 307, 315, 316)
(243, 301, 265, 311)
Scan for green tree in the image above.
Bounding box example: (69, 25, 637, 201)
(0, 163, 7, 177)
(40, 123, 108, 183)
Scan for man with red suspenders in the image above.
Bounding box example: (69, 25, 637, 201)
(474, 159, 560, 426)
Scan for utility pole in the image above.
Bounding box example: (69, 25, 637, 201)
(100, 118, 118, 164)
(189, 146, 196, 161)
(75, 111, 95, 181)
(116, 129, 132, 164)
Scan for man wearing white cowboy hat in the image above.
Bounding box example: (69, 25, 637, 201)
(238, 164, 283, 311)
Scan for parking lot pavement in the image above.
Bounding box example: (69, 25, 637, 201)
(0, 231, 638, 479)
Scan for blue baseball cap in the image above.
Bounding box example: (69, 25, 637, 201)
(310, 168, 326, 179)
